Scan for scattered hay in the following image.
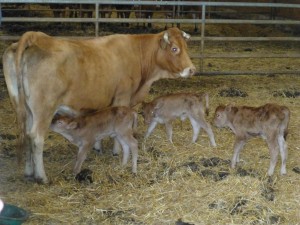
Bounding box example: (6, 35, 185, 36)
(1, 34, 300, 224)
(219, 87, 248, 97)
(273, 89, 300, 98)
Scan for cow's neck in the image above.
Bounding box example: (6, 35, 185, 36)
(130, 35, 169, 106)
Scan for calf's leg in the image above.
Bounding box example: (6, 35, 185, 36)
(278, 135, 287, 175)
(200, 121, 217, 147)
(93, 140, 103, 154)
(164, 121, 173, 143)
(189, 117, 201, 143)
(118, 135, 138, 174)
(231, 138, 246, 169)
(73, 143, 92, 175)
(145, 121, 158, 139)
(266, 134, 279, 176)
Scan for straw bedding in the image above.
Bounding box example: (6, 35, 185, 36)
(0, 22, 300, 225)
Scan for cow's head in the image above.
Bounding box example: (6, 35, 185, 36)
(157, 27, 196, 78)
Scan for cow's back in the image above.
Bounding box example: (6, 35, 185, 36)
(14, 32, 143, 111)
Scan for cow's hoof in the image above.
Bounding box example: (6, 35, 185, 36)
(24, 175, 35, 182)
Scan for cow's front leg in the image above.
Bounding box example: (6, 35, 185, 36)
(231, 137, 246, 169)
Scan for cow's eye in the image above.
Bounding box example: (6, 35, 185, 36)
(172, 47, 178, 53)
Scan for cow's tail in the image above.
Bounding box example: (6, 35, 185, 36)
(13, 32, 44, 162)
(200, 93, 209, 116)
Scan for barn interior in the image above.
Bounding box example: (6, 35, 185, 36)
(0, 1, 300, 224)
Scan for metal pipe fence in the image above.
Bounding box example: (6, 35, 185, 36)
(0, 1, 300, 75)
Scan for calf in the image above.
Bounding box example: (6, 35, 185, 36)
(142, 93, 216, 146)
(213, 103, 290, 176)
(50, 106, 138, 175)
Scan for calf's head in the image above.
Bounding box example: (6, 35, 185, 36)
(141, 101, 162, 124)
(214, 105, 231, 128)
(50, 114, 78, 134)
(157, 27, 196, 78)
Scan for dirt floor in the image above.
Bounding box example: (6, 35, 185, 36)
(0, 17, 300, 225)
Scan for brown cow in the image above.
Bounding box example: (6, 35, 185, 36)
(50, 106, 138, 174)
(142, 93, 216, 146)
(213, 103, 290, 176)
(3, 27, 195, 183)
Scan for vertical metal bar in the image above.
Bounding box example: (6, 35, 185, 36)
(200, 4, 206, 74)
(0, 3, 2, 26)
(95, 3, 99, 36)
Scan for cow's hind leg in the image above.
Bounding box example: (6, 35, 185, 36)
(24, 135, 34, 181)
(28, 119, 51, 184)
(28, 107, 56, 183)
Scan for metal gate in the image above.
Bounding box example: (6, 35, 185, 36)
(1, 1, 300, 75)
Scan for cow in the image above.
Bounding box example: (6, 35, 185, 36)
(50, 106, 138, 175)
(213, 103, 290, 176)
(3, 27, 195, 183)
(141, 93, 216, 146)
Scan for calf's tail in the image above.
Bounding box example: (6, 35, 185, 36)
(132, 111, 138, 132)
(201, 93, 209, 116)
(281, 106, 290, 140)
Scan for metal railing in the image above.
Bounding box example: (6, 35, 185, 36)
(1, 1, 300, 75)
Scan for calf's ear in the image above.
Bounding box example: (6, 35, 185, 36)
(66, 121, 78, 130)
(226, 103, 235, 112)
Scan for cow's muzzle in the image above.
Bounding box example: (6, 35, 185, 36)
(180, 67, 196, 78)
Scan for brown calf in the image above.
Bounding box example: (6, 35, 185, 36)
(214, 103, 290, 176)
(50, 106, 138, 175)
(142, 93, 216, 146)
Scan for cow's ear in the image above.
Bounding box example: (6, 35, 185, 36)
(160, 32, 170, 49)
(182, 31, 191, 41)
(66, 121, 78, 129)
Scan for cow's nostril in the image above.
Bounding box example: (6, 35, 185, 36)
(190, 67, 196, 75)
